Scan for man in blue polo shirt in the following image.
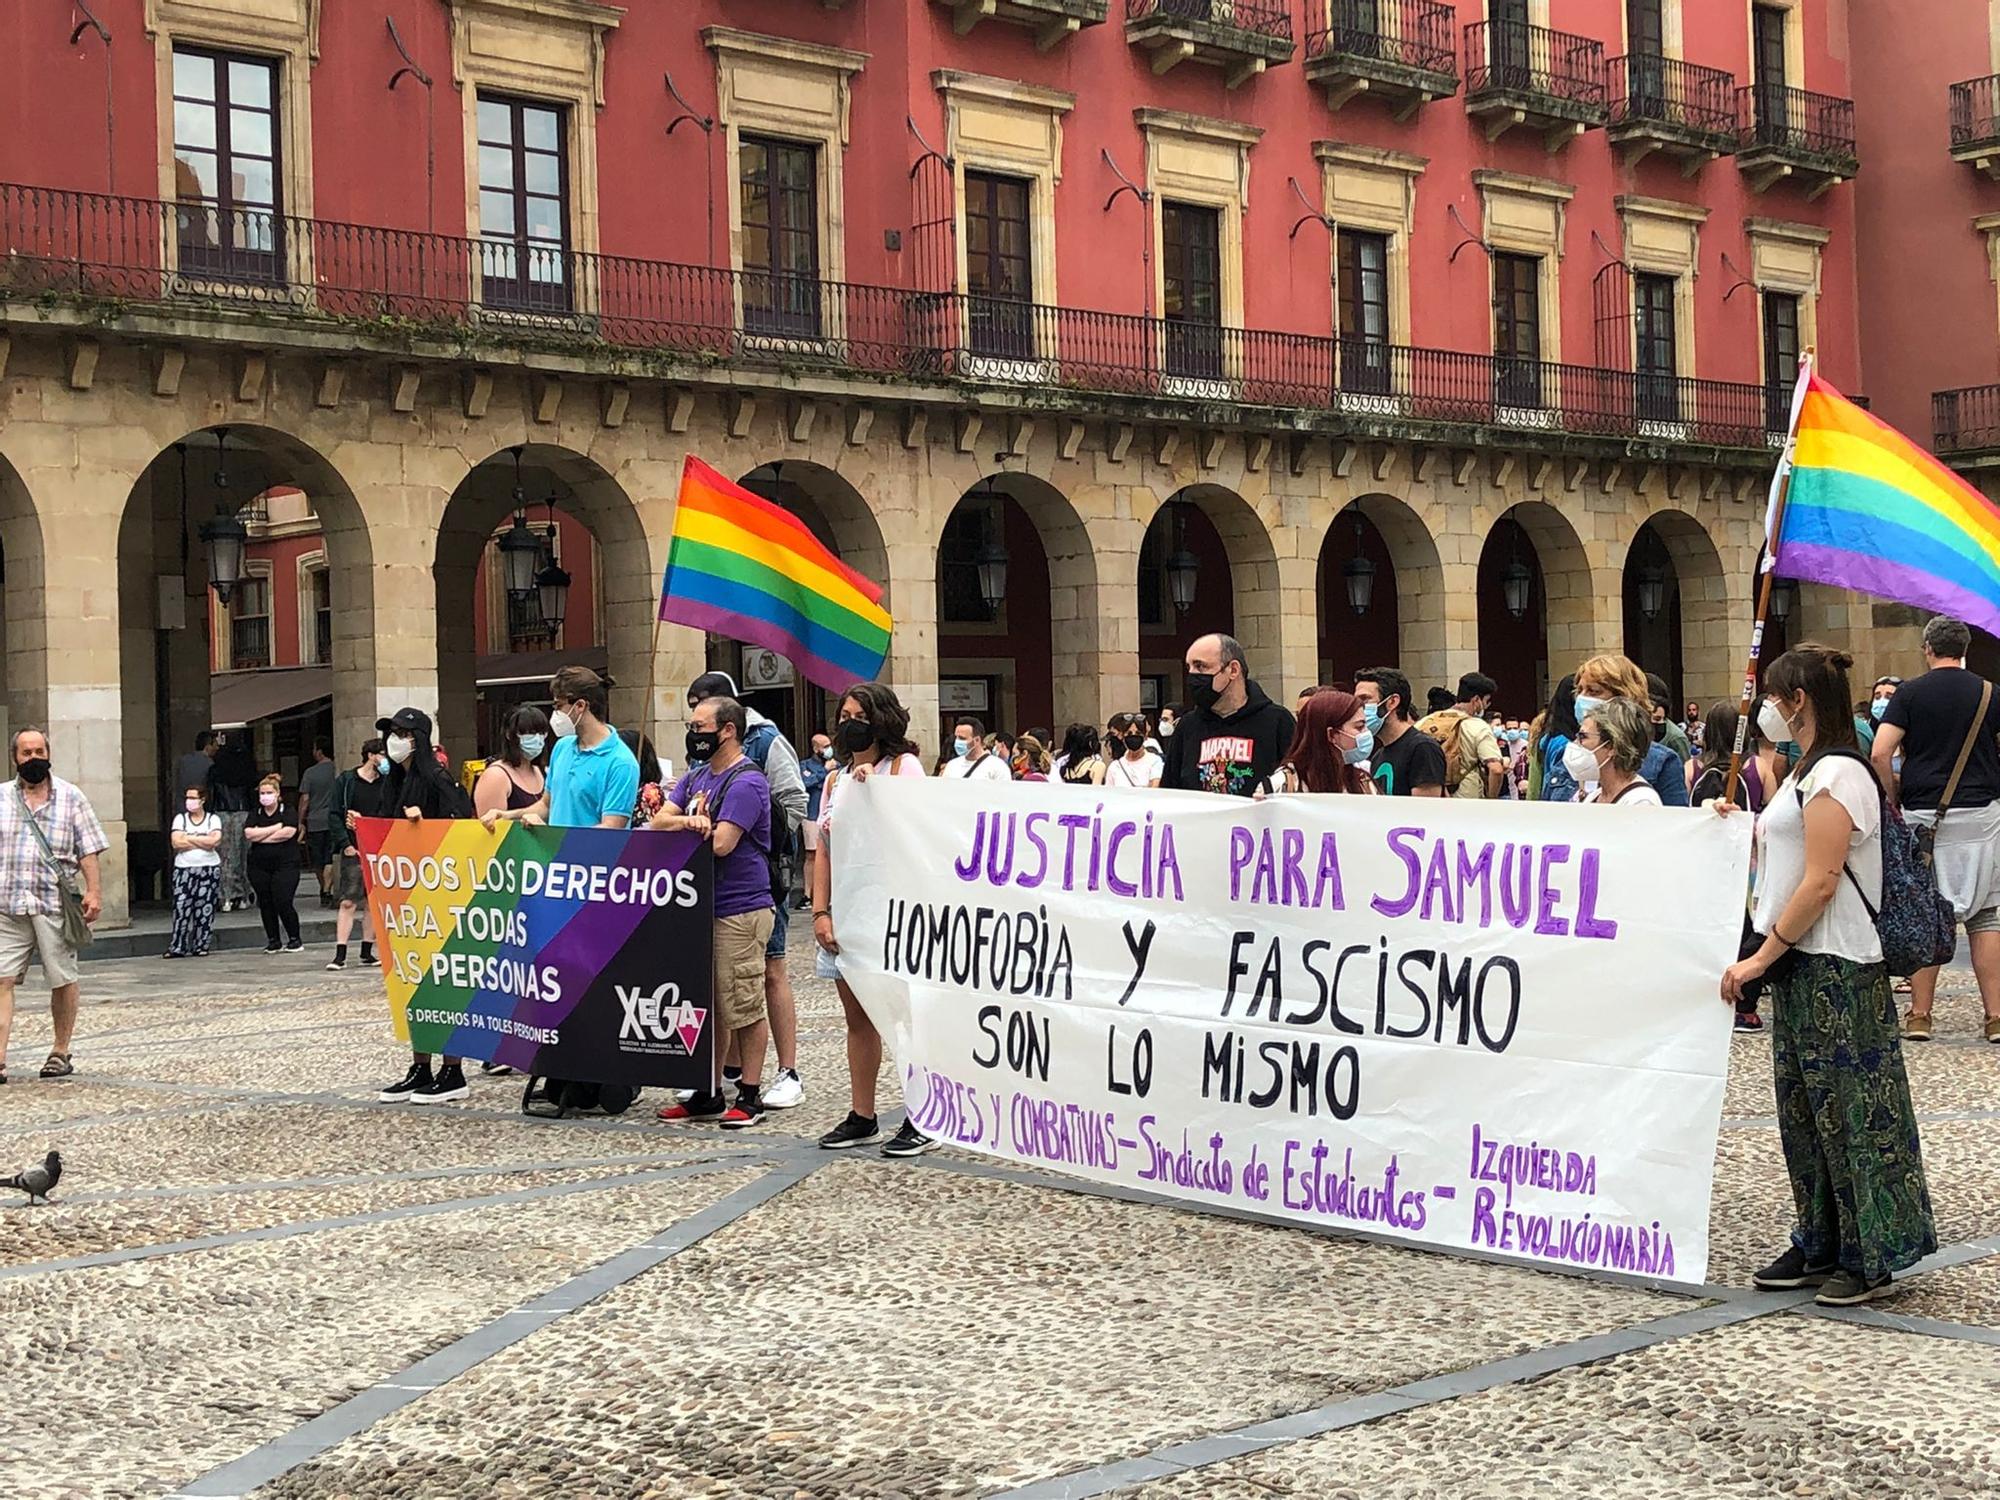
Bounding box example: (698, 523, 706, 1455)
(481, 665, 639, 831)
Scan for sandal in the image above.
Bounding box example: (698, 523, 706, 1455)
(38, 1053, 73, 1079)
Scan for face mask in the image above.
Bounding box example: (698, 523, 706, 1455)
(374, 756, 391, 775)
(1343, 728, 1375, 767)
(1871, 698, 1889, 721)
(952, 739, 972, 759)
(1187, 673, 1222, 712)
(185, 798, 203, 815)
(1757, 700, 1795, 749)
(1652, 721, 1667, 743)
(837, 718, 874, 755)
(17, 758, 50, 786)
(551, 709, 577, 740)
(259, 792, 279, 810)
(1362, 701, 1383, 734)
(1572, 694, 1606, 720)
(1158, 719, 1175, 737)
(685, 728, 720, 763)
(517, 733, 547, 759)
(1562, 739, 1603, 785)
(1122, 733, 1146, 754)
(386, 735, 414, 765)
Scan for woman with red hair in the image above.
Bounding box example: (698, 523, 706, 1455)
(1271, 689, 1377, 795)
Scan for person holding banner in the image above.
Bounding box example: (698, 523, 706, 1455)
(1268, 690, 1376, 795)
(811, 682, 935, 1156)
(472, 707, 549, 819)
(1571, 700, 1663, 807)
(1720, 644, 1936, 1306)
(652, 696, 777, 1130)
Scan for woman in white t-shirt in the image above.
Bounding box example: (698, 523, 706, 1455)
(1572, 698, 1663, 807)
(165, 782, 224, 958)
(1720, 644, 1935, 1307)
(812, 682, 933, 1158)
(1103, 712, 1163, 789)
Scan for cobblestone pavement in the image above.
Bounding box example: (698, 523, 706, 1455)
(1, 923, 1998, 1498)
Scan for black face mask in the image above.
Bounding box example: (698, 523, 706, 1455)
(837, 718, 875, 755)
(1187, 673, 1222, 711)
(1122, 733, 1146, 754)
(16, 758, 50, 786)
(685, 728, 721, 763)
(1652, 722, 1668, 743)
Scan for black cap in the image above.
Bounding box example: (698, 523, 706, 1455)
(375, 707, 433, 738)
(688, 671, 739, 704)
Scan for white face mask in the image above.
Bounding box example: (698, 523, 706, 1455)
(386, 735, 414, 765)
(1562, 739, 1603, 786)
(1757, 699, 1795, 748)
(551, 709, 577, 740)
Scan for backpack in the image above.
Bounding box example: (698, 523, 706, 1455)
(741, 721, 799, 899)
(1797, 747, 1955, 979)
(1415, 709, 1473, 792)
(521, 1076, 638, 1119)
(702, 759, 788, 909)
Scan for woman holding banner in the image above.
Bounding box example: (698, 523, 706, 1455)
(473, 707, 550, 819)
(1720, 644, 1935, 1307)
(1269, 690, 1376, 795)
(811, 682, 935, 1158)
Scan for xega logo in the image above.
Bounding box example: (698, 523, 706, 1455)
(615, 983, 706, 1053)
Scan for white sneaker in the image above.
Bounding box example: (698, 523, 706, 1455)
(761, 1069, 804, 1110)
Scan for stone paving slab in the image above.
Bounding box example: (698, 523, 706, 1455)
(0, 1168, 762, 1500)
(1124, 1314, 2000, 1500)
(256, 1161, 1684, 1500)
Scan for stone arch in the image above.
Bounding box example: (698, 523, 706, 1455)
(1138, 482, 1283, 698)
(1317, 493, 1447, 692)
(113, 425, 371, 900)
(0, 451, 46, 740)
(434, 444, 652, 757)
(933, 472, 1100, 744)
(1477, 501, 1591, 716)
(1625, 509, 1731, 710)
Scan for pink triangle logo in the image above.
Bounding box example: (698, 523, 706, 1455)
(669, 1000, 708, 1054)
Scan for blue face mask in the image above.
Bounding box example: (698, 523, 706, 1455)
(375, 756, 391, 775)
(1344, 728, 1375, 767)
(518, 733, 547, 758)
(1362, 702, 1383, 734)
(1572, 694, 1607, 720)
(952, 739, 972, 758)
(1870, 698, 1888, 721)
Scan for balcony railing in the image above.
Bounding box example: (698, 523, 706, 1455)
(1951, 75, 2000, 153)
(1306, 0, 1456, 79)
(1609, 54, 1737, 136)
(1737, 84, 1857, 162)
(1463, 19, 1606, 109)
(0, 181, 1790, 452)
(1934, 384, 2000, 456)
(229, 616, 271, 673)
(1127, 0, 1292, 44)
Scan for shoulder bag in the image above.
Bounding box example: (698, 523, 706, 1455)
(19, 786, 91, 951)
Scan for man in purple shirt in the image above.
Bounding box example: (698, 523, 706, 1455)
(651, 695, 775, 1129)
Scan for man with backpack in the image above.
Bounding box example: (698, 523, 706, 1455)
(685, 671, 808, 1108)
(1416, 673, 1508, 800)
(654, 695, 777, 1129)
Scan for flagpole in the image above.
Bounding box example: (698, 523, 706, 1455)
(637, 613, 666, 747)
(1723, 348, 1814, 805)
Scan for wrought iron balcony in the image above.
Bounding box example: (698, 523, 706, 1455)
(229, 616, 272, 673)
(1304, 0, 1457, 117)
(1463, 20, 1607, 148)
(1125, 0, 1295, 88)
(1951, 75, 2000, 177)
(1736, 85, 1857, 198)
(1934, 384, 2000, 462)
(0, 181, 1791, 456)
(932, 0, 1107, 49)
(1607, 55, 1738, 173)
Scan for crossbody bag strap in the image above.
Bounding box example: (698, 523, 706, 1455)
(18, 785, 67, 879)
(1791, 749, 1882, 923)
(1934, 678, 1992, 830)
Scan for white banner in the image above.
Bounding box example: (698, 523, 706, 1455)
(833, 779, 1752, 1286)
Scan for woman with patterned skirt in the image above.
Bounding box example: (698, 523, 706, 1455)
(1722, 643, 1936, 1306)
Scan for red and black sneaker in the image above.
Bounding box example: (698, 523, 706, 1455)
(657, 1091, 727, 1123)
(719, 1092, 765, 1131)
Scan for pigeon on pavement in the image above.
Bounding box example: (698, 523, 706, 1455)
(5, 1151, 62, 1205)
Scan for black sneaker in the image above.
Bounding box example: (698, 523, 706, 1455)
(359, 945, 377, 966)
(284, 938, 303, 952)
(410, 1065, 469, 1105)
(719, 1092, 765, 1130)
(263, 944, 282, 954)
(378, 1060, 433, 1103)
(818, 1111, 883, 1149)
(657, 1091, 728, 1122)
(1752, 1246, 1836, 1289)
(1816, 1270, 1895, 1306)
(325, 956, 347, 972)
(479, 1061, 514, 1077)
(882, 1120, 940, 1158)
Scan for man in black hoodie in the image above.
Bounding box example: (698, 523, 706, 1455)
(1161, 634, 1296, 796)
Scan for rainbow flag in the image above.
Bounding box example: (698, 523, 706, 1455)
(1775, 375, 2000, 638)
(659, 456, 891, 693)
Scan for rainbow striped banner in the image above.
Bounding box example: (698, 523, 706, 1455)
(357, 816, 716, 1088)
(1776, 374, 2000, 637)
(659, 456, 891, 693)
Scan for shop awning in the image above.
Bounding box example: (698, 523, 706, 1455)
(475, 645, 607, 689)
(208, 666, 332, 729)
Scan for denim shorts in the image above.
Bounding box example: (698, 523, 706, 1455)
(814, 944, 841, 982)
(764, 907, 789, 959)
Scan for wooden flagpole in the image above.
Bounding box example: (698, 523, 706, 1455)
(1722, 349, 1813, 805)
(637, 613, 667, 746)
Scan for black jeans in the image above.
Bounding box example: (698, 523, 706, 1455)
(248, 861, 302, 946)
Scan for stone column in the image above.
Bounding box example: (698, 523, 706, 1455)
(880, 468, 940, 741)
(1075, 494, 1143, 729)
